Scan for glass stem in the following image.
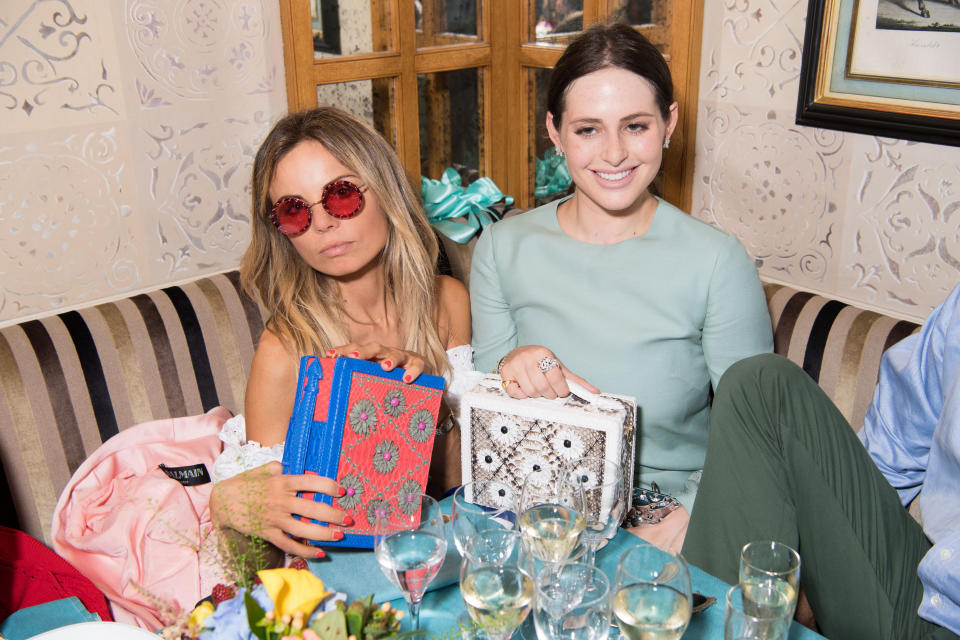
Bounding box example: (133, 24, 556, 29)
(583, 539, 598, 567)
(408, 600, 421, 630)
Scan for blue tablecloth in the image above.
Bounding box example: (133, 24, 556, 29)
(310, 499, 826, 640)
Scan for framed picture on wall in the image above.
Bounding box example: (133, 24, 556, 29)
(797, 0, 960, 146)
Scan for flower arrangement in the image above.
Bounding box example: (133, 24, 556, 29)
(165, 566, 408, 640)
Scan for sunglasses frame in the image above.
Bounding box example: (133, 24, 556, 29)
(269, 179, 365, 235)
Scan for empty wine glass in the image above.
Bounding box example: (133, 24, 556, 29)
(570, 456, 626, 566)
(724, 582, 792, 640)
(739, 541, 800, 616)
(460, 528, 535, 640)
(612, 541, 693, 640)
(373, 493, 447, 631)
(517, 464, 586, 566)
(452, 480, 517, 555)
(534, 561, 611, 640)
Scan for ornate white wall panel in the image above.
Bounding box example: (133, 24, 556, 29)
(0, 1, 126, 133)
(0, 125, 141, 317)
(693, 0, 960, 323)
(0, 0, 287, 325)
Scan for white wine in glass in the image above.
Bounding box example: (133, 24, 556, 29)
(518, 465, 586, 566)
(373, 494, 447, 631)
(612, 583, 692, 640)
(739, 540, 800, 617)
(461, 565, 535, 638)
(460, 528, 535, 640)
(612, 541, 693, 640)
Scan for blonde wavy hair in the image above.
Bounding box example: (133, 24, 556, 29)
(240, 107, 448, 376)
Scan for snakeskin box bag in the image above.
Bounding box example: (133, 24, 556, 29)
(459, 374, 636, 523)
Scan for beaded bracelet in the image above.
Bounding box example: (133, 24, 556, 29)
(624, 485, 681, 527)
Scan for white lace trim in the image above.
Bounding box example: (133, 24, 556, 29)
(444, 344, 484, 417)
(211, 347, 480, 482)
(210, 414, 285, 483)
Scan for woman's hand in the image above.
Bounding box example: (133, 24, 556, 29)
(328, 342, 427, 382)
(210, 462, 351, 557)
(625, 505, 690, 554)
(497, 345, 599, 399)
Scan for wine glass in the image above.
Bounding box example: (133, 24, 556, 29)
(517, 464, 586, 566)
(739, 541, 800, 616)
(373, 493, 447, 631)
(534, 561, 611, 640)
(452, 480, 517, 555)
(460, 528, 535, 640)
(570, 456, 626, 566)
(611, 541, 693, 640)
(724, 582, 792, 640)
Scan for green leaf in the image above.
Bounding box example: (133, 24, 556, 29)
(345, 598, 367, 637)
(244, 591, 268, 640)
(311, 609, 348, 640)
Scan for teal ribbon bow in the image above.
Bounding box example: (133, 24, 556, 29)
(534, 148, 572, 200)
(422, 168, 513, 244)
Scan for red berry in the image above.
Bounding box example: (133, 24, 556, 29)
(211, 583, 236, 605)
(289, 557, 309, 571)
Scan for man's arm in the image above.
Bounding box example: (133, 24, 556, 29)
(859, 286, 957, 505)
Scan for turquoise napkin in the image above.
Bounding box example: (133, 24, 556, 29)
(0, 597, 100, 640)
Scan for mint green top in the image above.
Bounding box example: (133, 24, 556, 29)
(469, 197, 773, 509)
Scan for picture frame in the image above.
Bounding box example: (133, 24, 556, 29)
(797, 0, 960, 146)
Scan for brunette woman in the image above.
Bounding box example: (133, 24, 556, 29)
(470, 24, 772, 545)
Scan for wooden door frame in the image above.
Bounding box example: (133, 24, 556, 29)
(277, 0, 703, 212)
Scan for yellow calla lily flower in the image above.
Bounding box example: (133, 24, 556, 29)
(257, 568, 330, 618)
(187, 600, 215, 629)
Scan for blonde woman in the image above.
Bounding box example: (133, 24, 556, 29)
(211, 107, 474, 559)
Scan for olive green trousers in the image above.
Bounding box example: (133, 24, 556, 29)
(682, 354, 956, 640)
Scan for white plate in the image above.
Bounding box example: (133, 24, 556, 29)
(28, 621, 158, 640)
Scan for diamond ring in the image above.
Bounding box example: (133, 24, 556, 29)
(538, 356, 560, 373)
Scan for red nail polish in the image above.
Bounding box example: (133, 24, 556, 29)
(326, 349, 336, 356)
(333, 530, 344, 541)
(338, 486, 347, 497)
(315, 549, 326, 559)
(342, 515, 354, 527)
(349, 351, 359, 358)
(383, 360, 392, 368)
(403, 374, 412, 383)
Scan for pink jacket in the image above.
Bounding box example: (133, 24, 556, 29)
(52, 408, 230, 630)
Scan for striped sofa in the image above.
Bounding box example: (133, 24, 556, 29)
(0, 271, 267, 544)
(0, 271, 920, 546)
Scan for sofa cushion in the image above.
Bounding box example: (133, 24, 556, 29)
(0, 271, 265, 543)
(763, 283, 919, 432)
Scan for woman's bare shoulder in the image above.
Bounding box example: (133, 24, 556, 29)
(435, 274, 470, 347)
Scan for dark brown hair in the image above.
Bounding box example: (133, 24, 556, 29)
(547, 23, 674, 126)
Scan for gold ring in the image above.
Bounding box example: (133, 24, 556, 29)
(501, 378, 517, 391)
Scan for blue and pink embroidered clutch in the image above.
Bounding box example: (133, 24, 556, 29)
(282, 356, 446, 548)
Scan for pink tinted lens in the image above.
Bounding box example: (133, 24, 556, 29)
(271, 197, 312, 235)
(322, 180, 364, 219)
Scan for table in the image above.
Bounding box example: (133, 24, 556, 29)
(311, 511, 825, 640)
